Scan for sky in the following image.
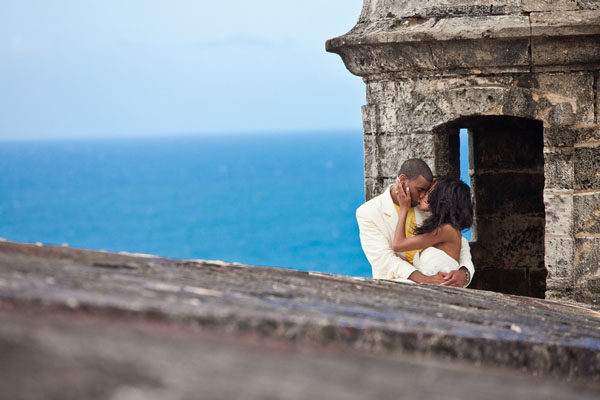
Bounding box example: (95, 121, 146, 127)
(0, 1, 365, 140)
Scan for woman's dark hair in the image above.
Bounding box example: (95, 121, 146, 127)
(416, 177, 473, 235)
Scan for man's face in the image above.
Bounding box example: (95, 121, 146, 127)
(399, 175, 432, 207)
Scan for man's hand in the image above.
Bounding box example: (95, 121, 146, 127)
(440, 268, 467, 287)
(408, 271, 448, 285)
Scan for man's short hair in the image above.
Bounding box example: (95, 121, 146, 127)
(398, 158, 433, 182)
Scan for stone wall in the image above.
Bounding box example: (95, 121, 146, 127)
(328, 0, 600, 303)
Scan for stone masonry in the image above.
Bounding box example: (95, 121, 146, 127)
(326, 0, 600, 304)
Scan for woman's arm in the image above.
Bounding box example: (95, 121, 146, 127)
(392, 182, 452, 252)
(393, 229, 445, 252)
(392, 181, 453, 252)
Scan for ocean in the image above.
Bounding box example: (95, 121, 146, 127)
(0, 132, 372, 277)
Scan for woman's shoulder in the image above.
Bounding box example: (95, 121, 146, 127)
(439, 223, 460, 237)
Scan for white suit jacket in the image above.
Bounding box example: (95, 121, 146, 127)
(356, 186, 475, 285)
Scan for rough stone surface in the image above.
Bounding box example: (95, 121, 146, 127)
(573, 237, 600, 303)
(544, 192, 574, 236)
(543, 126, 580, 147)
(575, 146, 600, 190)
(524, 0, 581, 12)
(530, 10, 600, 35)
(365, 177, 394, 200)
(364, 134, 437, 178)
(544, 149, 575, 190)
(328, 0, 600, 303)
(574, 237, 600, 281)
(574, 192, 600, 234)
(545, 236, 575, 278)
(474, 215, 545, 266)
(6, 311, 600, 400)
(1, 240, 600, 399)
(594, 71, 600, 122)
(536, 72, 596, 124)
(577, 126, 600, 144)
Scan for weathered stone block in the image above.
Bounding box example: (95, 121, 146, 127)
(445, 86, 522, 119)
(544, 192, 573, 236)
(377, 106, 400, 134)
(535, 73, 595, 125)
(596, 72, 600, 123)
(579, 0, 600, 10)
(574, 237, 600, 281)
(544, 102, 577, 128)
(532, 36, 600, 73)
(334, 37, 531, 80)
(475, 215, 545, 269)
(530, 10, 600, 36)
(585, 276, 600, 295)
(502, 86, 539, 118)
(543, 127, 579, 147)
(545, 236, 574, 278)
(362, 105, 377, 135)
(372, 134, 437, 177)
(366, 80, 397, 106)
(363, 135, 378, 178)
(364, 177, 379, 201)
(387, 79, 543, 133)
(573, 287, 600, 305)
(364, 177, 395, 201)
(391, 86, 452, 135)
(357, 1, 526, 22)
(574, 192, 600, 234)
(523, 0, 580, 12)
(474, 172, 545, 215)
(574, 147, 600, 190)
(546, 277, 573, 301)
(576, 126, 600, 144)
(431, 15, 530, 40)
(544, 150, 574, 190)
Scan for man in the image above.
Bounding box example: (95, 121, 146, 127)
(356, 159, 474, 287)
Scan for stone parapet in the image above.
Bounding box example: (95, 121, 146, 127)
(1, 240, 600, 392)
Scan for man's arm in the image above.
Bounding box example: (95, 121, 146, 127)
(356, 208, 416, 281)
(458, 237, 475, 286)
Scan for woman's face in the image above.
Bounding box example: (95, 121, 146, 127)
(418, 182, 436, 211)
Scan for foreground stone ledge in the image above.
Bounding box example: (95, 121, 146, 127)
(3, 309, 599, 400)
(1, 240, 600, 385)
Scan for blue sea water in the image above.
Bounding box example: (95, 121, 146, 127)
(0, 132, 372, 277)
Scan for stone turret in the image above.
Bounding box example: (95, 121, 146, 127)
(326, 1, 600, 303)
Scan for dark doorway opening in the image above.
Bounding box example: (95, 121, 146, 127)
(437, 116, 546, 298)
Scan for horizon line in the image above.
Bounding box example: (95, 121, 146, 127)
(0, 127, 364, 143)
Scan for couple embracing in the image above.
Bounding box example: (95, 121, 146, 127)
(356, 158, 474, 288)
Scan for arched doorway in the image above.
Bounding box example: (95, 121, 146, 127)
(436, 116, 546, 298)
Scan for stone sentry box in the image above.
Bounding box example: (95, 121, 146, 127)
(326, 0, 600, 303)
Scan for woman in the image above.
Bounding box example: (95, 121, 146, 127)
(392, 177, 473, 276)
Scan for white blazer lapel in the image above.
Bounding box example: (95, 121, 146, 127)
(380, 186, 398, 241)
